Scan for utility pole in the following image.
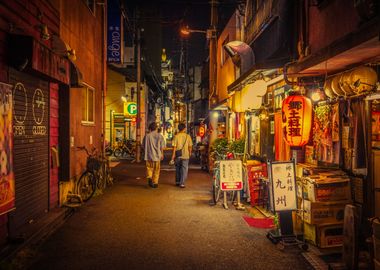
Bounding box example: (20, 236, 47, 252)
(136, 27, 142, 162)
(209, 0, 218, 145)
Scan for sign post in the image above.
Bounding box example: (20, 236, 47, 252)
(219, 160, 244, 210)
(266, 160, 298, 245)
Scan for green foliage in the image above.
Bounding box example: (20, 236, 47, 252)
(228, 139, 245, 154)
(274, 213, 279, 229)
(211, 138, 229, 157)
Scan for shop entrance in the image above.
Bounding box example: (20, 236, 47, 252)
(8, 69, 49, 238)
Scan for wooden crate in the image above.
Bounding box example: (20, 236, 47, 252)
(302, 176, 351, 202)
(304, 223, 343, 248)
(301, 199, 347, 225)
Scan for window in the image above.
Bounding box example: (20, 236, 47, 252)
(82, 86, 95, 124)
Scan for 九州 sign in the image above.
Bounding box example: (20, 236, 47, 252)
(107, 0, 122, 63)
(268, 160, 297, 211)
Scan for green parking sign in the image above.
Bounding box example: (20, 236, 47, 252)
(124, 102, 137, 116)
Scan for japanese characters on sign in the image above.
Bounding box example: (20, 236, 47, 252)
(107, 0, 122, 63)
(269, 161, 297, 211)
(220, 160, 243, 191)
(281, 94, 312, 147)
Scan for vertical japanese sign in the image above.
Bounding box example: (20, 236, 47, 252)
(107, 0, 122, 63)
(282, 94, 312, 147)
(0, 82, 14, 215)
(220, 160, 243, 191)
(269, 160, 297, 211)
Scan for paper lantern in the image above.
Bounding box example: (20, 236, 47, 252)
(240, 82, 264, 111)
(282, 94, 312, 147)
(331, 74, 345, 96)
(323, 77, 336, 99)
(198, 125, 205, 137)
(349, 66, 378, 94)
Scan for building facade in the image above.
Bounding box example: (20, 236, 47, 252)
(0, 0, 106, 246)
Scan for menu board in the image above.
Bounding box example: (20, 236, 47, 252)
(269, 160, 297, 211)
(220, 160, 243, 191)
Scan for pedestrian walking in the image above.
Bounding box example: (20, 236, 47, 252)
(143, 122, 165, 188)
(170, 123, 193, 188)
(157, 127, 167, 148)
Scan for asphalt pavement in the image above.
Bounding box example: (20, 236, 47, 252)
(22, 155, 312, 270)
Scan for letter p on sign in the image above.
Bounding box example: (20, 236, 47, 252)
(127, 102, 137, 115)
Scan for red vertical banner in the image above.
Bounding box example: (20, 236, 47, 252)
(0, 82, 14, 215)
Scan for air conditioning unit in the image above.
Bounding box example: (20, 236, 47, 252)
(124, 46, 135, 66)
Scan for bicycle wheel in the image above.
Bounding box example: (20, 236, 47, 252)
(212, 169, 221, 204)
(113, 148, 122, 158)
(77, 171, 96, 202)
(96, 165, 107, 191)
(105, 147, 113, 156)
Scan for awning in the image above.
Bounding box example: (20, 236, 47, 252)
(69, 61, 84, 87)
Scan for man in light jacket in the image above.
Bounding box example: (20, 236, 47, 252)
(143, 122, 165, 188)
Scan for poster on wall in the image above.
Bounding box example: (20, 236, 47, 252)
(0, 82, 14, 215)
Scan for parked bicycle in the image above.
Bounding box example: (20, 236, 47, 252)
(113, 139, 136, 159)
(76, 146, 113, 202)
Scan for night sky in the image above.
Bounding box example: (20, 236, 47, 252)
(126, 0, 237, 67)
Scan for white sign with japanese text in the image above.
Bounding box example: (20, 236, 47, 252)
(220, 160, 243, 191)
(269, 161, 297, 211)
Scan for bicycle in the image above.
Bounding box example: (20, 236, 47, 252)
(76, 146, 113, 202)
(113, 139, 136, 159)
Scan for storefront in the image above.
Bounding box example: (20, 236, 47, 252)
(5, 35, 71, 240)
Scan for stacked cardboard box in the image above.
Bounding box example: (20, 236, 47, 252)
(298, 173, 351, 248)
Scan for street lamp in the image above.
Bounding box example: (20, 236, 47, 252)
(180, 25, 207, 37)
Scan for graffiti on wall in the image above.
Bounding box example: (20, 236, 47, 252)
(0, 82, 14, 215)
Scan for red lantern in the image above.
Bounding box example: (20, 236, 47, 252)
(198, 125, 205, 137)
(281, 94, 312, 148)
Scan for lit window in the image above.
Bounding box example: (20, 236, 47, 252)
(82, 86, 95, 124)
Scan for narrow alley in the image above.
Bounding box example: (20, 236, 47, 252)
(25, 158, 310, 270)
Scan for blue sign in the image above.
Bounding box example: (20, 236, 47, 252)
(107, 0, 122, 63)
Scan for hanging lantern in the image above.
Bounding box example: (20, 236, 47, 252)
(349, 66, 378, 94)
(282, 93, 312, 148)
